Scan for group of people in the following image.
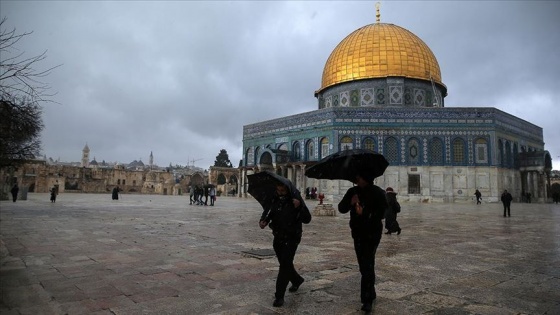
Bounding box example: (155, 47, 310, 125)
(476, 188, 515, 217)
(189, 185, 216, 206)
(258, 173, 401, 313)
(11, 183, 58, 203)
(304, 187, 318, 199)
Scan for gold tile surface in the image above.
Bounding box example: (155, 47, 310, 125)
(320, 23, 443, 92)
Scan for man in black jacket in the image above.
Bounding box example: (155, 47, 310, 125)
(338, 173, 388, 313)
(259, 181, 311, 307)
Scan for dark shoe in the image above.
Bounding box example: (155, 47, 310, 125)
(361, 302, 372, 313)
(289, 279, 304, 292)
(273, 298, 284, 307)
(397, 228, 401, 235)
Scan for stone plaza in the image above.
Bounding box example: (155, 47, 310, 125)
(1, 193, 559, 314)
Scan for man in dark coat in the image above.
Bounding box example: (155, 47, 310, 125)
(501, 190, 513, 217)
(338, 173, 388, 313)
(259, 180, 311, 308)
(10, 183, 19, 202)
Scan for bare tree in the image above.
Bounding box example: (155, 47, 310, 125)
(0, 17, 60, 167)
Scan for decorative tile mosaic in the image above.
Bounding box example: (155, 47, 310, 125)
(390, 86, 403, 105)
(376, 88, 385, 105)
(351, 90, 359, 107)
(361, 88, 374, 106)
(340, 91, 349, 107)
(414, 89, 425, 106)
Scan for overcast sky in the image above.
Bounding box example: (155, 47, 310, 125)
(2, 1, 559, 170)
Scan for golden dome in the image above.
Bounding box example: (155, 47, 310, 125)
(319, 23, 443, 93)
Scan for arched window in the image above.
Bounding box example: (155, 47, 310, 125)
(498, 139, 503, 166)
(505, 141, 512, 168)
(340, 136, 353, 151)
(320, 137, 329, 159)
(513, 143, 518, 168)
(385, 137, 398, 164)
(475, 138, 488, 164)
(306, 140, 315, 161)
(246, 147, 254, 166)
(363, 138, 375, 151)
(452, 138, 466, 164)
(293, 141, 301, 161)
(429, 138, 443, 165)
(407, 138, 420, 164)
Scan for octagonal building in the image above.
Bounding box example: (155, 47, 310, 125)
(241, 17, 552, 203)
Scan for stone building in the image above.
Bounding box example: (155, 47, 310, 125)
(1, 147, 210, 199)
(241, 13, 552, 203)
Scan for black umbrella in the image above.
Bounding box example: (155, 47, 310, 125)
(247, 171, 297, 210)
(204, 183, 216, 188)
(305, 149, 389, 182)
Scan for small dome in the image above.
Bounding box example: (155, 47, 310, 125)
(318, 23, 444, 93)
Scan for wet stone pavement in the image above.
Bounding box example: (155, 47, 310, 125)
(1, 193, 559, 315)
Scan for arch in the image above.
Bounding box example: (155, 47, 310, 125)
(384, 137, 399, 164)
(452, 138, 466, 165)
(513, 143, 519, 168)
(306, 139, 315, 161)
(407, 137, 421, 164)
(278, 143, 288, 151)
(363, 137, 376, 151)
(245, 147, 254, 166)
(428, 137, 444, 165)
(340, 136, 353, 151)
(320, 137, 330, 159)
(259, 151, 273, 166)
(293, 141, 301, 161)
(505, 141, 512, 168)
(217, 173, 227, 185)
(498, 139, 504, 166)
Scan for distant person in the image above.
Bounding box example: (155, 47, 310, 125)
(10, 183, 19, 202)
(112, 186, 120, 200)
(50, 187, 57, 203)
(553, 192, 560, 204)
(338, 173, 387, 313)
(259, 180, 311, 308)
(384, 187, 401, 235)
(526, 192, 532, 203)
(209, 186, 216, 206)
(189, 186, 194, 205)
(501, 190, 513, 217)
(474, 189, 482, 204)
(204, 186, 209, 206)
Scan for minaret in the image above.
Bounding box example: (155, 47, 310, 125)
(149, 151, 154, 170)
(82, 144, 90, 167)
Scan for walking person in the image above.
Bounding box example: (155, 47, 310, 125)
(501, 189, 513, 217)
(189, 186, 194, 205)
(209, 186, 216, 206)
(259, 180, 311, 307)
(384, 187, 401, 235)
(474, 189, 482, 204)
(10, 183, 19, 202)
(338, 173, 388, 313)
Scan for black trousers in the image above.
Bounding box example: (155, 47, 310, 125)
(353, 227, 382, 304)
(503, 203, 511, 216)
(273, 235, 303, 299)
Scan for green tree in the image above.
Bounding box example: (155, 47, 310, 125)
(214, 149, 233, 168)
(0, 18, 59, 167)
